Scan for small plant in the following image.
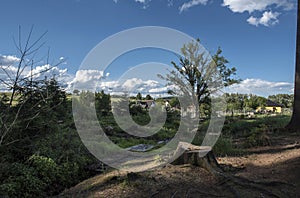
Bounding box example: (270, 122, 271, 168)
(244, 126, 271, 148)
(213, 136, 237, 156)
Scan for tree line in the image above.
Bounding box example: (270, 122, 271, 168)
(225, 93, 293, 115)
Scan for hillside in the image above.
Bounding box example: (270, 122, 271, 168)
(60, 131, 300, 198)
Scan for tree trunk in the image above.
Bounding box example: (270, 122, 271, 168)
(287, 0, 300, 131)
(172, 142, 222, 174)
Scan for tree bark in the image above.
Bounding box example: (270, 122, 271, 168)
(286, 0, 300, 131)
(172, 142, 222, 174)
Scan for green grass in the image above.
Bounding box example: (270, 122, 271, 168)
(222, 115, 291, 137)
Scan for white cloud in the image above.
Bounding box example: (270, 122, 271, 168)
(135, 0, 146, 3)
(27, 64, 72, 89)
(99, 81, 120, 90)
(113, 0, 151, 9)
(222, 0, 294, 26)
(135, 0, 151, 9)
(69, 69, 105, 91)
(225, 78, 293, 96)
(119, 78, 160, 91)
(0, 55, 20, 66)
(90, 78, 163, 96)
(122, 78, 144, 90)
(222, 0, 293, 13)
(0, 59, 70, 91)
(27, 64, 68, 79)
(179, 0, 210, 13)
(0, 55, 21, 81)
(149, 85, 172, 93)
(73, 70, 104, 83)
(247, 11, 280, 26)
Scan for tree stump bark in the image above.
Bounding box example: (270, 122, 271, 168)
(172, 142, 222, 174)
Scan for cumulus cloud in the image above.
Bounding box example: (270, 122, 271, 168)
(0, 55, 20, 66)
(0, 57, 70, 91)
(69, 69, 106, 91)
(111, 0, 293, 26)
(225, 78, 293, 96)
(179, 0, 210, 13)
(247, 11, 280, 26)
(99, 80, 120, 90)
(88, 77, 164, 96)
(149, 85, 175, 93)
(222, 0, 293, 13)
(115, 78, 160, 92)
(0, 55, 21, 83)
(73, 70, 104, 83)
(26, 64, 68, 79)
(26, 64, 72, 89)
(122, 78, 143, 90)
(222, 0, 294, 26)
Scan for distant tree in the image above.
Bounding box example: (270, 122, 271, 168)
(95, 90, 111, 115)
(169, 97, 180, 108)
(199, 99, 211, 117)
(268, 94, 293, 108)
(244, 94, 266, 110)
(15, 77, 67, 131)
(286, 0, 300, 130)
(160, 39, 240, 106)
(73, 89, 80, 95)
(136, 92, 142, 100)
(225, 93, 245, 116)
(145, 94, 153, 100)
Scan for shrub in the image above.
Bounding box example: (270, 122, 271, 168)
(213, 137, 236, 156)
(0, 162, 46, 197)
(244, 127, 271, 148)
(27, 155, 59, 184)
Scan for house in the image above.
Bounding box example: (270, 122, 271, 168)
(256, 100, 283, 113)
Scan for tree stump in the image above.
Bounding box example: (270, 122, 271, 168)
(171, 142, 221, 174)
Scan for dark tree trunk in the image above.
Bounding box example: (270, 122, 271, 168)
(286, 0, 300, 131)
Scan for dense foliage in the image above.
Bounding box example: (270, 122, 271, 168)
(0, 78, 98, 197)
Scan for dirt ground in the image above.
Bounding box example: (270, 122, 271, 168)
(59, 133, 300, 198)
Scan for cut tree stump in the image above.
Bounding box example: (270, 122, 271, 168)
(171, 142, 222, 173)
(169, 142, 296, 197)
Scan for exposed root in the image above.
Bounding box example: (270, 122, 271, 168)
(185, 188, 226, 198)
(215, 171, 295, 198)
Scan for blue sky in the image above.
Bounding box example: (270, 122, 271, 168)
(0, 0, 297, 97)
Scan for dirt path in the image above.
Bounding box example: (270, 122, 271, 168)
(59, 135, 300, 198)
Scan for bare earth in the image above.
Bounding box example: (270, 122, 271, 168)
(59, 133, 300, 198)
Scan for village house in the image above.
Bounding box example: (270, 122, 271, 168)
(256, 100, 283, 113)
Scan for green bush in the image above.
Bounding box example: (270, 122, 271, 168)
(0, 162, 46, 197)
(58, 162, 80, 187)
(27, 155, 59, 184)
(244, 126, 271, 148)
(213, 137, 237, 156)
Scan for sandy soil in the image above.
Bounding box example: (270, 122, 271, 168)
(59, 133, 300, 198)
